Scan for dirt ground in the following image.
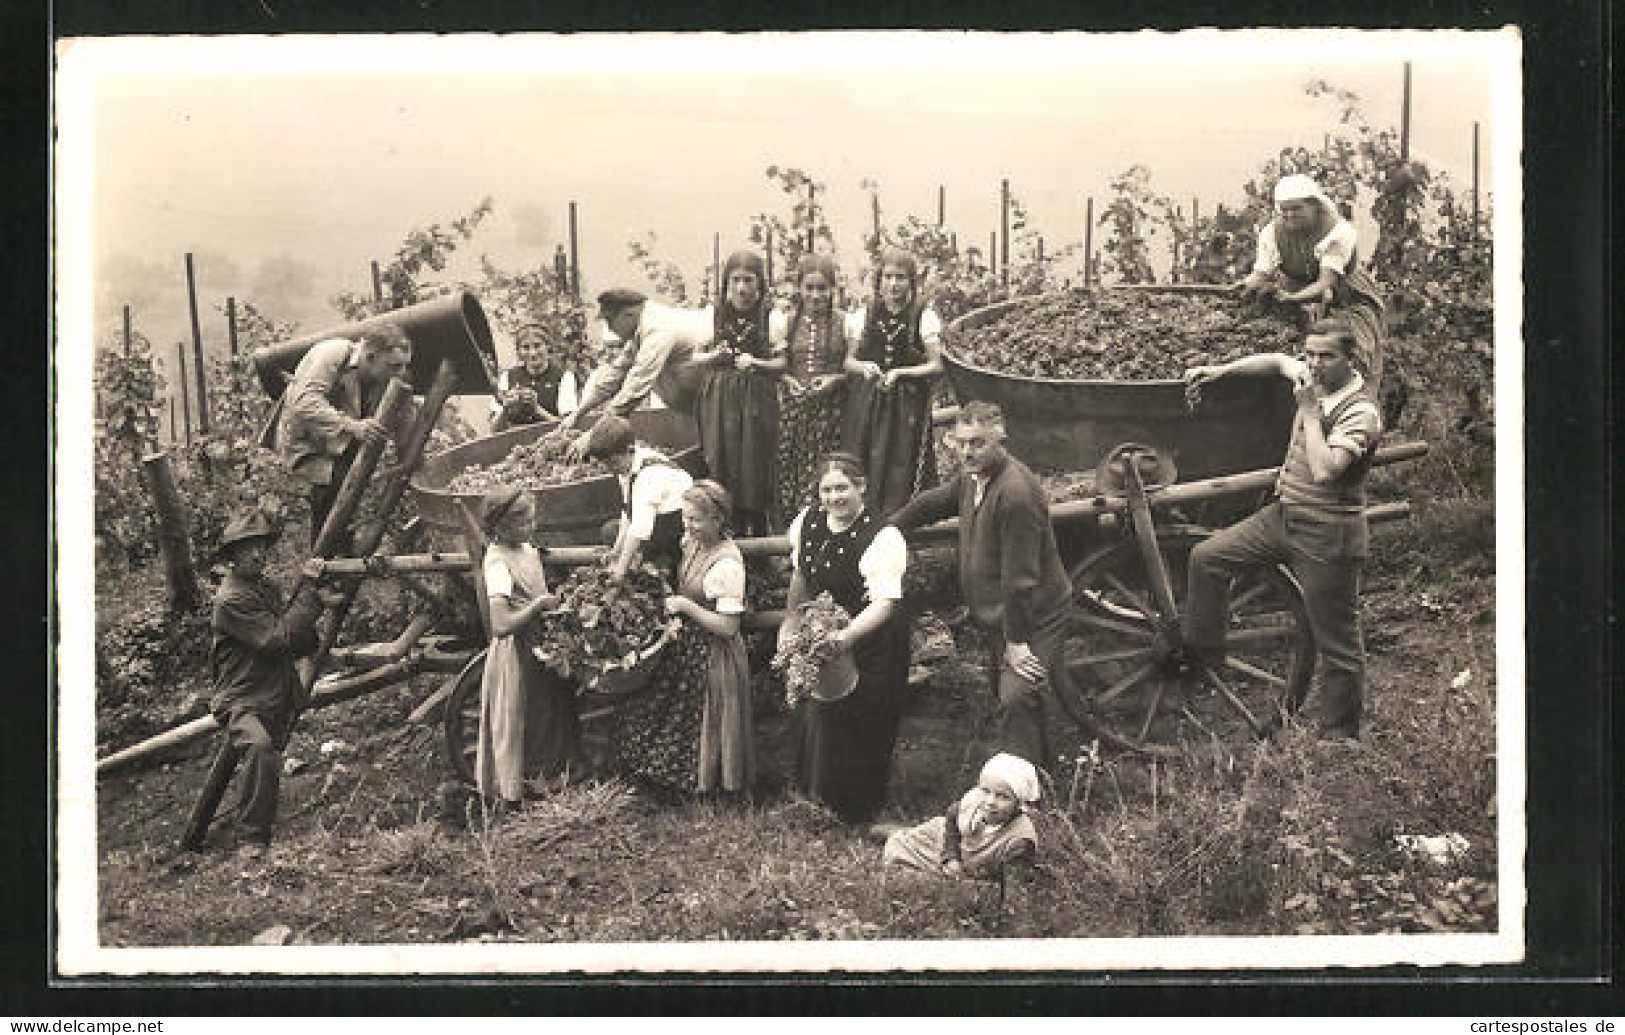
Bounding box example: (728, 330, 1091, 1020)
(90, 533, 1499, 949)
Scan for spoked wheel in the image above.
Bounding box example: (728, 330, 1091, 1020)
(1058, 525, 1315, 757)
(441, 650, 620, 787)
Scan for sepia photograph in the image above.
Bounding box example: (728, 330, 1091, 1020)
(53, 28, 1522, 975)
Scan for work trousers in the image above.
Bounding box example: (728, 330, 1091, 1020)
(1183, 500, 1367, 738)
(980, 606, 1073, 773)
(226, 705, 293, 844)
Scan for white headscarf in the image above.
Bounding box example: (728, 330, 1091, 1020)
(979, 752, 1042, 805)
(1273, 174, 1336, 215)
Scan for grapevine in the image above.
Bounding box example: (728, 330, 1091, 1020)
(771, 591, 852, 708)
(530, 565, 674, 689)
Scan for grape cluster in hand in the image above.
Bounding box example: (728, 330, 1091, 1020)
(772, 592, 852, 708)
(532, 565, 672, 687)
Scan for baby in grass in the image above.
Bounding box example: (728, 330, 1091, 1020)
(881, 753, 1040, 879)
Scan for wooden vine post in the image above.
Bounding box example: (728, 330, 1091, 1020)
(141, 451, 201, 614)
(1400, 61, 1412, 162)
(568, 201, 581, 299)
(226, 296, 239, 358)
(938, 185, 946, 227)
(999, 178, 1011, 289)
(175, 343, 191, 445)
(371, 261, 384, 309)
(1084, 196, 1095, 287)
(184, 253, 209, 435)
(1472, 122, 1481, 241)
(122, 305, 132, 358)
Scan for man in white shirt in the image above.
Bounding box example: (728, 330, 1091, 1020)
(558, 289, 710, 457)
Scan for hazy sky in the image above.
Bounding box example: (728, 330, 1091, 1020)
(59, 31, 1511, 369)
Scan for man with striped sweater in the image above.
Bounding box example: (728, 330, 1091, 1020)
(1181, 318, 1384, 740)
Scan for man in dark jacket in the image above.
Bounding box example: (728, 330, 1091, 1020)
(890, 401, 1074, 770)
(209, 509, 329, 858)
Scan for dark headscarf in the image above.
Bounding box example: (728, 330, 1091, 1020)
(712, 250, 772, 359)
(480, 487, 527, 537)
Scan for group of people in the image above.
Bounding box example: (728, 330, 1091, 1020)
(204, 173, 1386, 881)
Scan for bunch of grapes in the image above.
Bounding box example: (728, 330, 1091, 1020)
(771, 591, 852, 709)
(447, 435, 611, 493)
(532, 565, 673, 686)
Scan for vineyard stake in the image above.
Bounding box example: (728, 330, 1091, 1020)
(1000, 178, 1010, 289)
(122, 305, 132, 358)
(370, 261, 384, 309)
(871, 191, 882, 255)
(1084, 196, 1095, 287)
(806, 182, 816, 251)
(141, 451, 201, 614)
(184, 253, 209, 434)
(938, 184, 946, 227)
(988, 231, 996, 276)
(568, 201, 581, 299)
(712, 232, 721, 303)
(1400, 61, 1412, 162)
(175, 342, 191, 445)
(765, 228, 774, 287)
(169, 397, 176, 443)
(1171, 205, 1181, 283)
(1472, 121, 1481, 242)
(226, 296, 239, 358)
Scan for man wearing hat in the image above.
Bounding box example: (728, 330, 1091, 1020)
(208, 509, 332, 859)
(556, 288, 712, 458)
(274, 324, 414, 543)
(889, 401, 1075, 772)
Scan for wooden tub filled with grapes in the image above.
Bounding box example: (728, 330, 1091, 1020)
(938, 285, 1429, 753)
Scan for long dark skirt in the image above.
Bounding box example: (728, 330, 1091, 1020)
(773, 381, 847, 529)
(842, 377, 937, 518)
(614, 625, 710, 796)
(798, 623, 910, 823)
(695, 367, 779, 518)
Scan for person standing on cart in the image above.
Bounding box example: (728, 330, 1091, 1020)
(889, 402, 1075, 773)
(1236, 173, 1386, 393)
(1181, 317, 1383, 740)
(206, 509, 333, 859)
(582, 414, 693, 585)
(272, 325, 414, 544)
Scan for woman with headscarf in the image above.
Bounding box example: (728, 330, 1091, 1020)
(1238, 173, 1387, 390)
(615, 480, 754, 801)
(782, 453, 910, 824)
(769, 254, 851, 528)
(841, 248, 944, 516)
(691, 249, 783, 535)
(474, 488, 577, 809)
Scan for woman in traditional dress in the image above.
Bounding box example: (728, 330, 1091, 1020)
(616, 480, 754, 800)
(692, 250, 782, 535)
(769, 254, 851, 528)
(842, 249, 943, 517)
(782, 453, 910, 823)
(475, 488, 577, 808)
(490, 322, 577, 431)
(1238, 173, 1387, 390)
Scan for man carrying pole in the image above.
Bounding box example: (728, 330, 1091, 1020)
(270, 325, 413, 542)
(1180, 316, 1383, 741)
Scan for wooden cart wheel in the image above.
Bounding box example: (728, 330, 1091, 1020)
(1058, 525, 1315, 757)
(442, 649, 488, 786)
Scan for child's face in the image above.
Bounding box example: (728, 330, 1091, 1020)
(977, 780, 1021, 825)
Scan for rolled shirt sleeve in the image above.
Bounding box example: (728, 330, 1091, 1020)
(1314, 220, 1358, 276)
(483, 551, 514, 600)
(1252, 222, 1282, 275)
(703, 556, 748, 615)
(858, 525, 908, 601)
(1326, 399, 1383, 457)
(918, 306, 943, 344)
(628, 463, 693, 540)
(786, 508, 808, 569)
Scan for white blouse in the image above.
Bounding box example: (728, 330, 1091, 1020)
(624, 446, 693, 540)
(1252, 217, 1358, 277)
(787, 508, 908, 602)
(483, 543, 543, 600)
(700, 555, 747, 615)
(843, 305, 943, 345)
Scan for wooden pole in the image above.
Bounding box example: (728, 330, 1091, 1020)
(141, 451, 201, 613)
(989, 232, 997, 275)
(1472, 121, 1481, 241)
(806, 183, 817, 251)
(938, 185, 946, 227)
(169, 397, 177, 443)
(175, 343, 191, 445)
(1171, 205, 1182, 284)
(1400, 61, 1412, 162)
(370, 261, 384, 308)
(1000, 178, 1011, 288)
(871, 192, 882, 253)
(568, 201, 581, 299)
(122, 305, 132, 358)
(765, 228, 774, 287)
(1084, 197, 1095, 287)
(184, 253, 209, 434)
(1037, 235, 1044, 264)
(712, 232, 721, 302)
(950, 231, 957, 254)
(225, 296, 239, 358)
